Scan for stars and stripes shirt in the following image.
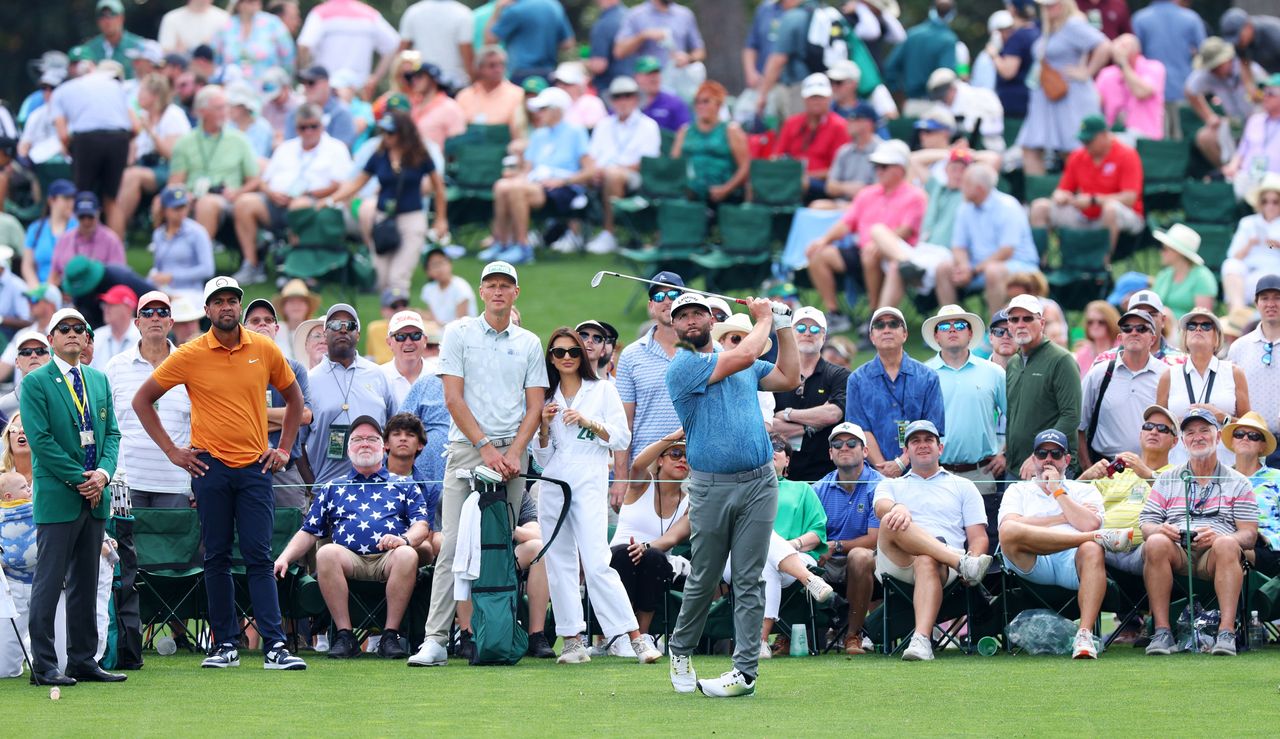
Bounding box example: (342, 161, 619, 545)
(302, 466, 428, 555)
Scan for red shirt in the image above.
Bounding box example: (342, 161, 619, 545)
(1058, 139, 1145, 219)
(775, 112, 850, 177)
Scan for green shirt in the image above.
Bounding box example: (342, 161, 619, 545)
(1152, 265, 1218, 318)
(1007, 339, 1082, 472)
(883, 18, 957, 98)
(170, 128, 260, 190)
(0, 213, 25, 251)
(84, 31, 147, 79)
(775, 478, 829, 562)
(922, 178, 962, 247)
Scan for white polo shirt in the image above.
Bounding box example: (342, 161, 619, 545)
(262, 133, 353, 197)
(874, 467, 987, 549)
(106, 342, 193, 495)
(438, 314, 548, 444)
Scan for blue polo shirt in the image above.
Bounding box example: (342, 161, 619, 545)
(814, 465, 882, 542)
(617, 326, 681, 464)
(844, 353, 945, 461)
(303, 466, 429, 554)
(950, 189, 1040, 267)
(667, 347, 773, 474)
(745, 0, 786, 74)
(925, 352, 1005, 465)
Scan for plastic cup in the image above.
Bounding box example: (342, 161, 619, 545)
(789, 625, 808, 657)
(977, 636, 1000, 656)
(156, 636, 178, 656)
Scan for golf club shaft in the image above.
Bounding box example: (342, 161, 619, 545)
(594, 272, 789, 315)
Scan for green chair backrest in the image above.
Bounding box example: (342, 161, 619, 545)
(1057, 228, 1112, 270)
(445, 124, 511, 157)
(133, 508, 203, 572)
(1002, 117, 1025, 149)
(1023, 174, 1061, 204)
(660, 128, 676, 157)
(717, 203, 773, 254)
(657, 199, 708, 248)
(287, 206, 345, 248)
(1187, 221, 1233, 271)
(231, 507, 303, 563)
(639, 156, 688, 199)
(887, 117, 918, 143)
(1137, 139, 1190, 183)
(453, 143, 507, 189)
(1180, 179, 1237, 224)
(749, 159, 803, 207)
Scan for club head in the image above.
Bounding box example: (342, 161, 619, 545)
(590, 271, 605, 288)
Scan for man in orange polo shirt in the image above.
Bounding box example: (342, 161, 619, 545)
(1029, 115, 1145, 255)
(131, 276, 307, 671)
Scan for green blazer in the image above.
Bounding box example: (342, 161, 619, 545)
(19, 359, 121, 525)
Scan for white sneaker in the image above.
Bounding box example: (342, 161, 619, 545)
(902, 633, 935, 661)
(550, 229, 583, 254)
(313, 634, 329, 653)
(697, 669, 756, 697)
(957, 553, 993, 585)
(670, 653, 697, 693)
(607, 635, 637, 658)
(631, 635, 662, 664)
(406, 639, 448, 667)
(1072, 628, 1098, 659)
(758, 641, 772, 660)
(805, 576, 835, 603)
(557, 636, 591, 664)
(585, 230, 618, 254)
(1095, 528, 1136, 553)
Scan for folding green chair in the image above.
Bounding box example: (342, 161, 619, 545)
(1047, 227, 1113, 310)
(134, 508, 206, 650)
(886, 117, 918, 143)
(1002, 117, 1025, 149)
(1023, 174, 1061, 205)
(443, 124, 511, 155)
(1138, 139, 1190, 208)
(774, 564, 834, 655)
(618, 199, 708, 309)
(611, 156, 689, 242)
(230, 508, 304, 641)
(1186, 222, 1233, 272)
(444, 141, 506, 226)
(749, 159, 804, 216)
(277, 207, 369, 296)
(1180, 179, 1238, 225)
(692, 202, 773, 292)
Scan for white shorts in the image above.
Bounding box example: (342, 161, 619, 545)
(1048, 201, 1144, 234)
(875, 547, 959, 586)
(884, 241, 952, 294)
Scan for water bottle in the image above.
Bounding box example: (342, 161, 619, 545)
(156, 636, 178, 656)
(789, 625, 808, 656)
(1249, 611, 1267, 646)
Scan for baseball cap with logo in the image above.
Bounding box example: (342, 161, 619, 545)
(801, 73, 833, 98)
(1127, 290, 1165, 313)
(828, 421, 866, 444)
(1180, 407, 1220, 430)
(481, 261, 518, 285)
(388, 310, 425, 336)
(793, 306, 827, 331)
(669, 293, 712, 318)
(203, 275, 244, 304)
(648, 271, 685, 298)
(73, 191, 99, 216)
(1033, 429, 1068, 451)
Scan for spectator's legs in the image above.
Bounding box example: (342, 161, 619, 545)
(1221, 260, 1248, 311)
(1194, 123, 1223, 168)
(869, 224, 913, 308)
(878, 521, 965, 571)
(108, 166, 157, 237)
(600, 167, 630, 234)
(315, 543, 355, 631)
(934, 256, 961, 306)
(569, 478, 641, 639)
(911, 558, 947, 637)
(806, 246, 848, 314)
(232, 193, 269, 268)
(1209, 535, 1244, 631)
(1100, 200, 1122, 251)
(193, 195, 228, 239)
(1142, 532, 1179, 631)
(516, 539, 549, 634)
(1029, 198, 1052, 228)
(845, 547, 876, 635)
(1023, 147, 1046, 176)
(859, 239, 886, 312)
(357, 197, 377, 247)
(511, 182, 547, 246)
(383, 545, 421, 632)
(491, 179, 514, 243)
(1075, 541, 1105, 629)
(982, 261, 1011, 315)
(999, 519, 1097, 572)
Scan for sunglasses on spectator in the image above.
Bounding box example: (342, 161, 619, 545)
(1142, 421, 1174, 435)
(614, 92, 638, 99)
(550, 347, 582, 359)
(578, 331, 605, 345)
(771, 440, 789, 453)
(17, 347, 48, 357)
(795, 324, 823, 334)
(1118, 323, 1151, 334)
(871, 319, 903, 331)
(297, 122, 321, 131)
(662, 447, 686, 460)
(392, 331, 423, 342)
(1233, 429, 1266, 442)
(990, 326, 1010, 338)
(829, 439, 862, 450)
(1264, 341, 1273, 366)
(326, 319, 358, 332)
(1033, 448, 1066, 460)
(54, 323, 88, 335)
(1184, 321, 1216, 332)
(1262, 197, 1280, 206)
(1007, 315, 1037, 324)
(139, 307, 171, 318)
(711, 310, 728, 322)
(650, 290, 682, 302)
(935, 320, 969, 333)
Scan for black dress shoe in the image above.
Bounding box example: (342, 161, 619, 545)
(29, 670, 76, 687)
(65, 665, 127, 683)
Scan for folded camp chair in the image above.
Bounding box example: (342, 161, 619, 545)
(1047, 227, 1112, 310)
(748, 159, 804, 220)
(996, 551, 1097, 655)
(230, 507, 304, 643)
(277, 207, 371, 298)
(134, 508, 206, 650)
(869, 573, 992, 656)
(619, 199, 709, 309)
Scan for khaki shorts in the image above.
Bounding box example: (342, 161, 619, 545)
(875, 547, 959, 587)
(333, 545, 396, 582)
(1049, 201, 1144, 234)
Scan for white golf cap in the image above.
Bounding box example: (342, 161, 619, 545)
(870, 306, 906, 326)
(869, 139, 910, 168)
(1007, 294, 1044, 316)
(481, 260, 519, 285)
(1127, 289, 1165, 313)
(825, 60, 861, 83)
(0, 245, 14, 265)
(926, 67, 958, 94)
(801, 72, 833, 98)
(793, 306, 827, 330)
(553, 61, 587, 86)
(828, 421, 866, 444)
(705, 297, 733, 318)
(387, 310, 425, 336)
(529, 86, 572, 111)
(48, 308, 89, 333)
(669, 293, 712, 318)
(202, 275, 243, 304)
(989, 9, 1014, 31)
(12, 328, 49, 348)
(608, 76, 639, 96)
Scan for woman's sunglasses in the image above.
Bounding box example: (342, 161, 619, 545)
(550, 347, 582, 359)
(661, 447, 686, 460)
(1184, 321, 1216, 333)
(1233, 429, 1266, 442)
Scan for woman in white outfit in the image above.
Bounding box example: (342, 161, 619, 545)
(1157, 309, 1250, 465)
(1222, 174, 1280, 312)
(533, 328, 662, 665)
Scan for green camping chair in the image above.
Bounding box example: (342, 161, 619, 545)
(611, 156, 689, 242)
(444, 140, 507, 226)
(1138, 139, 1190, 207)
(1180, 179, 1238, 224)
(277, 207, 370, 295)
(692, 202, 774, 291)
(749, 159, 804, 216)
(134, 508, 206, 649)
(619, 199, 709, 308)
(1023, 174, 1061, 204)
(1047, 227, 1113, 310)
(868, 574, 991, 656)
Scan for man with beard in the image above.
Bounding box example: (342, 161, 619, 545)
(304, 303, 396, 486)
(273, 415, 432, 660)
(576, 319, 618, 381)
(665, 293, 799, 698)
(243, 298, 314, 508)
(133, 276, 306, 670)
(1005, 294, 1081, 480)
(1140, 409, 1258, 656)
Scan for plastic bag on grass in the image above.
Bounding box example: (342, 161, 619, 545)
(1007, 609, 1076, 655)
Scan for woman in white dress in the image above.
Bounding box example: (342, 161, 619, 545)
(1157, 309, 1250, 465)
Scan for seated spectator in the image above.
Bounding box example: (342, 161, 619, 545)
(17, 70, 69, 167)
(109, 73, 192, 238)
(273, 415, 433, 660)
(939, 162, 1041, 314)
(1140, 409, 1257, 656)
(804, 140, 926, 331)
(21, 180, 77, 288)
(1222, 74, 1280, 201)
(232, 102, 353, 285)
(419, 247, 476, 324)
(635, 56, 690, 133)
(166, 85, 261, 240)
(485, 88, 593, 265)
(50, 192, 126, 287)
(404, 60, 465, 150)
(553, 62, 607, 130)
(1185, 37, 1266, 171)
(872, 420, 991, 661)
(456, 46, 527, 142)
(827, 60, 899, 125)
(1151, 224, 1217, 318)
(1029, 115, 1144, 254)
(775, 74, 851, 201)
(147, 186, 215, 305)
(906, 107, 1003, 185)
(1157, 309, 1249, 467)
(1076, 310, 1167, 469)
(1228, 413, 1280, 577)
(260, 67, 298, 144)
(809, 103, 882, 210)
(1223, 175, 1280, 311)
(286, 66, 356, 149)
(581, 77, 660, 256)
(998, 429, 1137, 659)
(813, 422, 880, 655)
(0, 332, 52, 419)
(926, 67, 1005, 152)
(226, 83, 275, 161)
(670, 81, 749, 203)
(1073, 299, 1120, 373)
(1095, 33, 1166, 143)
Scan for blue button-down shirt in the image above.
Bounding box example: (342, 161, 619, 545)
(616, 326, 681, 464)
(400, 372, 449, 529)
(269, 358, 312, 462)
(925, 352, 1006, 464)
(305, 356, 397, 484)
(845, 353, 945, 461)
(814, 465, 882, 542)
(1132, 0, 1206, 101)
(951, 189, 1040, 267)
(302, 466, 428, 555)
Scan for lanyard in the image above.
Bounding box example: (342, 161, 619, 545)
(1183, 366, 1216, 406)
(63, 369, 89, 426)
(879, 368, 908, 416)
(197, 131, 224, 174)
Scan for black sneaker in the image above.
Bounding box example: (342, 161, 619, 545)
(264, 641, 308, 670)
(456, 630, 476, 662)
(377, 629, 407, 659)
(201, 643, 240, 669)
(328, 629, 362, 659)
(527, 631, 556, 659)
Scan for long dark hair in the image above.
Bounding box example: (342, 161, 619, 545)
(545, 327, 597, 398)
(381, 109, 429, 169)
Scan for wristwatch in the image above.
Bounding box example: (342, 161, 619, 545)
(784, 408, 794, 422)
(834, 541, 845, 556)
(474, 436, 491, 449)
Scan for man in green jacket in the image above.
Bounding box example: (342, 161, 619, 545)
(1005, 294, 1082, 480)
(83, 0, 147, 79)
(20, 308, 123, 687)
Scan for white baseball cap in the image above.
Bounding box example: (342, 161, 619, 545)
(48, 308, 90, 333)
(481, 260, 519, 285)
(869, 139, 910, 168)
(387, 310, 425, 336)
(553, 61, 587, 86)
(1007, 294, 1044, 316)
(202, 275, 244, 305)
(870, 306, 906, 326)
(801, 72, 833, 98)
(828, 421, 866, 445)
(12, 328, 49, 349)
(670, 293, 712, 318)
(793, 306, 827, 331)
(1127, 289, 1165, 313)
(529, 86, 572, 112)
(705, 297, 733, 318)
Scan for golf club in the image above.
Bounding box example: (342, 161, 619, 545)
(589, 271, 791, 315)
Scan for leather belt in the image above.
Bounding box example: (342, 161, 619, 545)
(942, 457, 994, 473)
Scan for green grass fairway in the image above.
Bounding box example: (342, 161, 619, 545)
(2, 647, 1272, 736)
